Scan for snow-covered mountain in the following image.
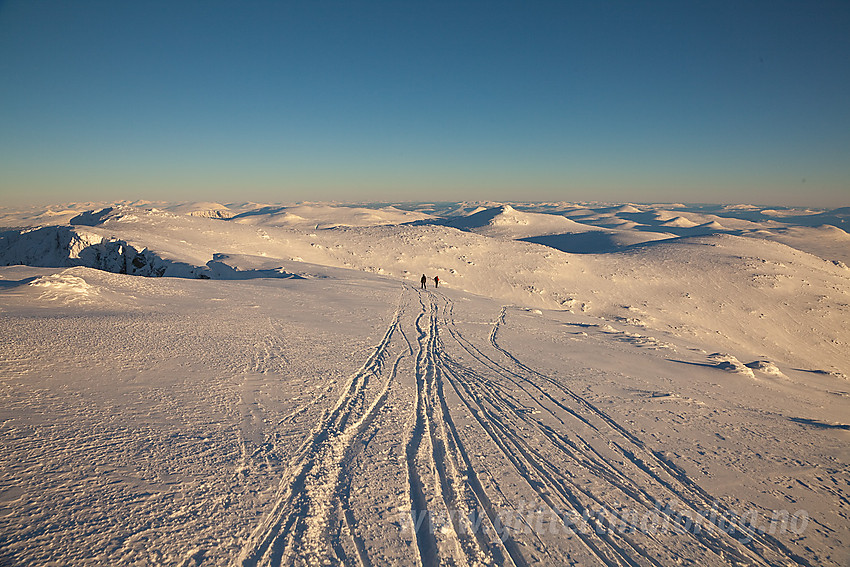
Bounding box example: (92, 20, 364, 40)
(1, 201, 848, 566)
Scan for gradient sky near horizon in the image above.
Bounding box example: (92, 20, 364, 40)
(1, 1, 848, 207)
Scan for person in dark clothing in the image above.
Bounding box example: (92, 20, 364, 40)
(434, 276, 439, 288)
(420, 274, 427, 289)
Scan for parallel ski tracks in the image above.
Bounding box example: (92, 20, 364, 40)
(445, 299, 812, 567)
(234, 287, 812, 566)
(234, 291, 406, 567)
(406, 292, 524, 567)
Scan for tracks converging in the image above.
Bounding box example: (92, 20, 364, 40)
(233, 286, 811, 566)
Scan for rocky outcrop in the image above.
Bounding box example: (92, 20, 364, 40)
(0, 226, 202, 278)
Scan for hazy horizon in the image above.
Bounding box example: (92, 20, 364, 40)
(2, 197, 848, 212)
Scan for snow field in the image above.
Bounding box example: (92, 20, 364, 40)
(0, 267, 401, 565)
(0, 201, 848, 566)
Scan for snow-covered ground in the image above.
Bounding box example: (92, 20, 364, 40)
(0, 201, 847, 566)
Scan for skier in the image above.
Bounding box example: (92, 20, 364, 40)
(434, 275, 439, 288)
(420, 274, 427, 289)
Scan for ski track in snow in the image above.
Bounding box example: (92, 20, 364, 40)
(230, 285, 818, 566)
(235, 290, 407, 566)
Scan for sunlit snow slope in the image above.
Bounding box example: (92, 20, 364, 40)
(1, 201, 848, 566)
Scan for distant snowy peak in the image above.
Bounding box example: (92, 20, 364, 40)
(488, 205, 533, 226)
(448, 205, 520, 228)
(230, 204, 432, 228)
(612, 204, 644, 214)
(698, 220, 726, 230)
(187, 209, 235, 220)
(659, 216, 699, 228)
(69, 207, 120, 226)
(449, 205, 603, 239)
(68, 205, 179, 226)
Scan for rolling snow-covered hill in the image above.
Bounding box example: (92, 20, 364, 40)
(1, 201, 848, 566)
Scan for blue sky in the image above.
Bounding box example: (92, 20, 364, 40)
(1, 1, 848, 207)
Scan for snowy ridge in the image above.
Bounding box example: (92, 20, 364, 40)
(446, 204, 602, 237)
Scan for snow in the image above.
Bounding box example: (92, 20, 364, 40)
(28, 273, 100, 302)
(1, 202, 848, 566)
(660, 216, 699, 228)
(229, 204, 433, 229)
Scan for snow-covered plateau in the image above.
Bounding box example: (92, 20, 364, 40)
(1, 201, 847, 566)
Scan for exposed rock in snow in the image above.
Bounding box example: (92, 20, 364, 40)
(0, 225, 199, 277)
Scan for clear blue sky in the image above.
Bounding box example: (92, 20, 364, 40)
(1, 0, 848, 207)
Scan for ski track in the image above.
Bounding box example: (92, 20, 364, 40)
(481, 304, 814, 567)
(233, 290, 406, 567)
(233, 286, 816, 566)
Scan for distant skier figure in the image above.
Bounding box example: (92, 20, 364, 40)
(420, 274, 427, 289)
(434, 276, 439, 288)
